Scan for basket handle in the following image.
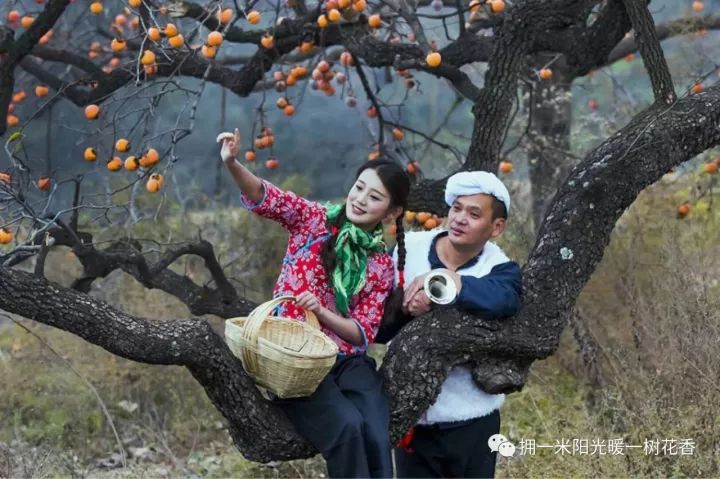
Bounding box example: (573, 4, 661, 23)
(249, 296, 320, 328)
(241, 295, 321, 354)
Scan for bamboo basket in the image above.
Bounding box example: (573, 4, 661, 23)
(225, 296, 338, 398)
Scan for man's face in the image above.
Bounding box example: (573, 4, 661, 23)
(446, 194, 506, 248)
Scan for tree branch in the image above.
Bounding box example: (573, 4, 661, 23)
(71, 237, 252, 317)
(37, 219, 252, 317)
(31, 45, 105, 74)
(517, 85, 720, 385)
(621, 0, 675, 104)
(0, 0, 72, 135)
(19, 56, 129, 106)
(0, 264, 314, 461)
(606, 14, 720, 67)
(0, 265, 211, 365)
(517, 0, 629, 77)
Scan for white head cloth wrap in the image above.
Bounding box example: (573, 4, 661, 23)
(444, 171, 511, 215)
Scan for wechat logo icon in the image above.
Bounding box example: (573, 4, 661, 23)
(488, 433, 516, 458)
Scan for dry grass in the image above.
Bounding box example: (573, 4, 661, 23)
(498, 176, 720, 477)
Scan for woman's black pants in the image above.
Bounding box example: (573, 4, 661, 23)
(274, 354, 393, 478)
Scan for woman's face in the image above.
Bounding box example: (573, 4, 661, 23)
(345, 169, 396, 230)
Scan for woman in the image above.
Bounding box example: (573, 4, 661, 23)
(217, 128, 409, 478)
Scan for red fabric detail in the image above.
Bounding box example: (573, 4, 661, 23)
(398, 270, 405, 289)
(397, 427, 415, 453)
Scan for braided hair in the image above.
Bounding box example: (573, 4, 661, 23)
(394, 214, 406, 289)
(373, 212, 411, 343)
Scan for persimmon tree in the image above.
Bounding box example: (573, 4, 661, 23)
(1, 0, 720, 462)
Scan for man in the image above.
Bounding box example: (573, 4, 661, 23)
(380, 171, 522, 478)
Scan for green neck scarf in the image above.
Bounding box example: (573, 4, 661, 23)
(324, 203, 387, 315)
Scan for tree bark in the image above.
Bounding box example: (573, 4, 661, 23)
(622, 0, 675, 104)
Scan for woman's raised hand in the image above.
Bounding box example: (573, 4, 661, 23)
(216, 127, 241, 163)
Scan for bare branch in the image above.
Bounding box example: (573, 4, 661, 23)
(31, 218, 251, 317)
(606, 14, 720, 66)
(31, 45, 105, 74)
(621, 0, 675, 104)
(354, 55, 386, 146)
(0, 0, 72, 135)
